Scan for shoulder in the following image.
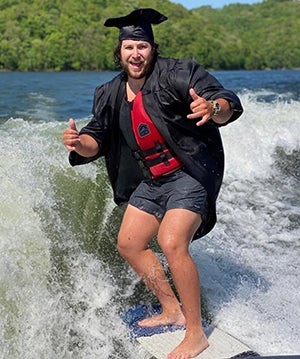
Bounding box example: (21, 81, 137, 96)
(92, 72, 125, 111)
(154, 57, 207, 86)
(94, 72, 124, 97)
(150, 57, 206, 97)
(155, 57, 203, 73)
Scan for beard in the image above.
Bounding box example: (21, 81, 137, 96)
(121, 54, 155, 80)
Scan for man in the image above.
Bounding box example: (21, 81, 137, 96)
(63, 8, 243, 359)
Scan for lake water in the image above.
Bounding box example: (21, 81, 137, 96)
(1, 70, 300, 358)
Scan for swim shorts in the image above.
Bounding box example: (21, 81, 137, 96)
(128, 168, 209, 220)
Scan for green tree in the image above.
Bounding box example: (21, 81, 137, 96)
(0, 0, 299, 71)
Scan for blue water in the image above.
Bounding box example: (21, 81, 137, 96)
(0, 72, 118, 123)
(1, 70, 300, 358)
(1, 70, 299, 124)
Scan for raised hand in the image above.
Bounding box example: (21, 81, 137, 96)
(187, 88, 213, 126)
(62, 118, 80, 151)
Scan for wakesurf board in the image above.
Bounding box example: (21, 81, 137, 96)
(123, 304, 259, 359)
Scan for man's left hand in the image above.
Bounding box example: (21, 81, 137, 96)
(187, 88, 213, 126)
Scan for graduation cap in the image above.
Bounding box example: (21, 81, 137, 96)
(104, 8, 168, 43)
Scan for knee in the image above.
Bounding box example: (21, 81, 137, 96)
(117, 232, 130, 259)
(117, 231, 139, 261)
(158, 236, 181, 261)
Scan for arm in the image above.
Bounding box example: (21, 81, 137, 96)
(187, 88, 233, 127)
(62, 118, 99, 158)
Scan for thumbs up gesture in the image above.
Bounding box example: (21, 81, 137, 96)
(187, 88, 213, 126)
(62, 118, 80, 151)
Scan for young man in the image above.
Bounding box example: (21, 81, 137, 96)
(63, 8, 243, 359)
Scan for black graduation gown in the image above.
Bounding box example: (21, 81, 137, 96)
(69, 57, 243, 238)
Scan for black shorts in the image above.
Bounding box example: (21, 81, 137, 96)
(128, 168, 209, 220)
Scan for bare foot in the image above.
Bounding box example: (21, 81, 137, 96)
(167, 331, 209, 359)
(138, 309, 186, 327)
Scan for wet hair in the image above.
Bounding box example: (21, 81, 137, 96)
(113, 41, 159, 68)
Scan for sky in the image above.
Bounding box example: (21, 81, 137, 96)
(173, 0, 262, 9)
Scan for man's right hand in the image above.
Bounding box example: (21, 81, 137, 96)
(62, 118, 80, 152)
(62, 118, 99, 157)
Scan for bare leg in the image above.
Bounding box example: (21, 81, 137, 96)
(117, 205, 185, 326)
(118, 206, 208, 358)
(158, 209, 208, 359)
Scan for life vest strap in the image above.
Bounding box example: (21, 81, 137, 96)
(134, 148, 174, 167)
(137, 141, 168, 158)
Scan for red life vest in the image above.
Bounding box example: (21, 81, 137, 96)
(131, 91, 182, 178)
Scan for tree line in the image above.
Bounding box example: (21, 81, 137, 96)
(0, 0, 299, 71)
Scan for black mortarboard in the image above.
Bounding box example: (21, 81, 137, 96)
(104, 8, 168, 43)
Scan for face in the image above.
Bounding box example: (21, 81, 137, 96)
(120, 40, 154, 80)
